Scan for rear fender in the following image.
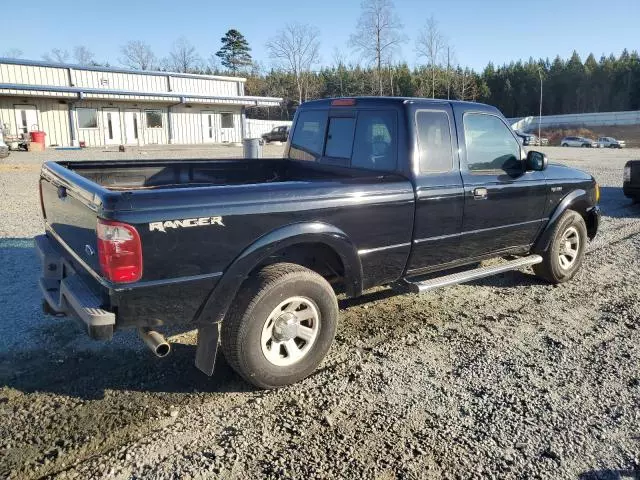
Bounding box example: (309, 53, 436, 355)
(194, 222, 362, 326)
(533, 189, 590, 253)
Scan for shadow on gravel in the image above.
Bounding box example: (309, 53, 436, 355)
(599, 186, 640, 219)
(0, 342, 250, 400)
(579, 466, 640, 480)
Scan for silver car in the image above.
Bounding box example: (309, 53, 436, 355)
(597, 136, 626, 148)
(560, 136, 598, 148)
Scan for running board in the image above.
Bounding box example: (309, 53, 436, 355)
(400, 255, 543, 294)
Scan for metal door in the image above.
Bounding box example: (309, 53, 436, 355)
(201, 111, 217, 143)
(456, 109, 548, 258)
(14, 105, 38, 137)
(123, 109, 141, 145)
(102, 108, 122, 145)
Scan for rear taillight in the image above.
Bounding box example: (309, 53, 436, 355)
(96, 219, 143, 283)
(624, 165, 631, 182)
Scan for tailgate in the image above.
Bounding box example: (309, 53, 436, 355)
(40, 164, 102, 273)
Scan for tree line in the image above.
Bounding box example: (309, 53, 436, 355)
(3, 0, 639, 121)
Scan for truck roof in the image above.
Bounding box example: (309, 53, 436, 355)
(299, 96, 500, 114)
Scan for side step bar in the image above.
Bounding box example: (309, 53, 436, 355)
(400, 255, 543, 294)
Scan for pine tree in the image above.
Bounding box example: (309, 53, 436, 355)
(215, 29, 253, 75)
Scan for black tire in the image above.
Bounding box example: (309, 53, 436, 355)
(533, 210, 587, 284)
(562, 143, 569, 147)
(221, 262, 338, 389)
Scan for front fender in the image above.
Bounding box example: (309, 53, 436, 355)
(194, 222, 363, 325)
(533, 189, 591, 253)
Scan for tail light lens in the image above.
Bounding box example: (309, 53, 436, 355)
(624, 165, 631, 182)
(97, 219, 143, 283)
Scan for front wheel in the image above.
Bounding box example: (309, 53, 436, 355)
(221, 263, 338, 389)
(533, 210, 587, 284)
(562, 143, 569, 147)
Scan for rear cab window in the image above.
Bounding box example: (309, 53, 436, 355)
(289, 106, 398, 172)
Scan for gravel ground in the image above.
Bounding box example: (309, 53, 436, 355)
(1, 146, 639, 479)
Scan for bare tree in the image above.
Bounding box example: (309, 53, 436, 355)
(120, 41, 156, 70)
(42, 48, 69, 63)
(444, 46, 457, 100)
(416, 16, 446, 98)
(3, 48, 23, 59)
(73, 46, 95, 66)
(168, 37, 201, 73)
(350, 0, 405, 96)
(266, 23, 320, 105)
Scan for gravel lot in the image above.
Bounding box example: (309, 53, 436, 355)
(1, 145, 639, 479)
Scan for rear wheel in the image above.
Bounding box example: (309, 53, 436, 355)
(221, 262, 338, 389)
(562, 143, 569, 147)
(533, 210, 587, 284)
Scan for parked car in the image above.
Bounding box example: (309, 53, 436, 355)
(597, 136, 626, 149)
(560, 136, 598, 148)
(539, 137, 549, 146)
(261, 125, 290, 143)
(623, 160, 640, 202)
(37, 97, 600, 388)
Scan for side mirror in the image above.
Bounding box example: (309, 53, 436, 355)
(526, 150, 548, 171)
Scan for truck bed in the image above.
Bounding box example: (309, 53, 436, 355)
(63, 158, 308, 190)
(39, 157, 416, 329)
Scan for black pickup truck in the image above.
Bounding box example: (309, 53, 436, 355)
(37, 97, 600, 388)
(624, 161, 640, 201)
(261, 125, 290, 143)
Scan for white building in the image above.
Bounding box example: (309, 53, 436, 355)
(0, 58, 282, 148)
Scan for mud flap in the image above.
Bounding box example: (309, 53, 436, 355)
(195, 324, 220, 376)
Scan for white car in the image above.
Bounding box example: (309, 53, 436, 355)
(560, 136, 598, 148)
(597, 136, 626, 149)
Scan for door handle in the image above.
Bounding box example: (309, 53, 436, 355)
(473, 187, 488, 199)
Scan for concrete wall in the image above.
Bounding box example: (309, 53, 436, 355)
(509, 110, 640, 131)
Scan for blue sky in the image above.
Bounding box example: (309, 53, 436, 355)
(6, 0, 639, 72)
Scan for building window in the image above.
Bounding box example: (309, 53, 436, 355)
(221, 112, 234, 129)
(146, 110, 163, 129)
(77, 108, 98, 129)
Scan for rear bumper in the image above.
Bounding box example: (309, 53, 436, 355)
(36, 234, 115, 340)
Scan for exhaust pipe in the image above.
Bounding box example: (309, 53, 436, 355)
(138, 328, 171, 358)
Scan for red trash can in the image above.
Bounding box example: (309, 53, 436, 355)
(30, 131, 46, 150)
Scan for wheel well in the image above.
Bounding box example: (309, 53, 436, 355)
(254, 243, 346, 292)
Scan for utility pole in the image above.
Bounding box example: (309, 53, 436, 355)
(446, 47, 451, 100)
(538, 67, 543, 141)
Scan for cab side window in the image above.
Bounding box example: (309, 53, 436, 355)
(289, 110, 328, 161)
(463, 113, 522, 173)
(416, 110, 454, 173)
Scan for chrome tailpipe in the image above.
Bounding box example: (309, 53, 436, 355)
(138, 328, 171, 358)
